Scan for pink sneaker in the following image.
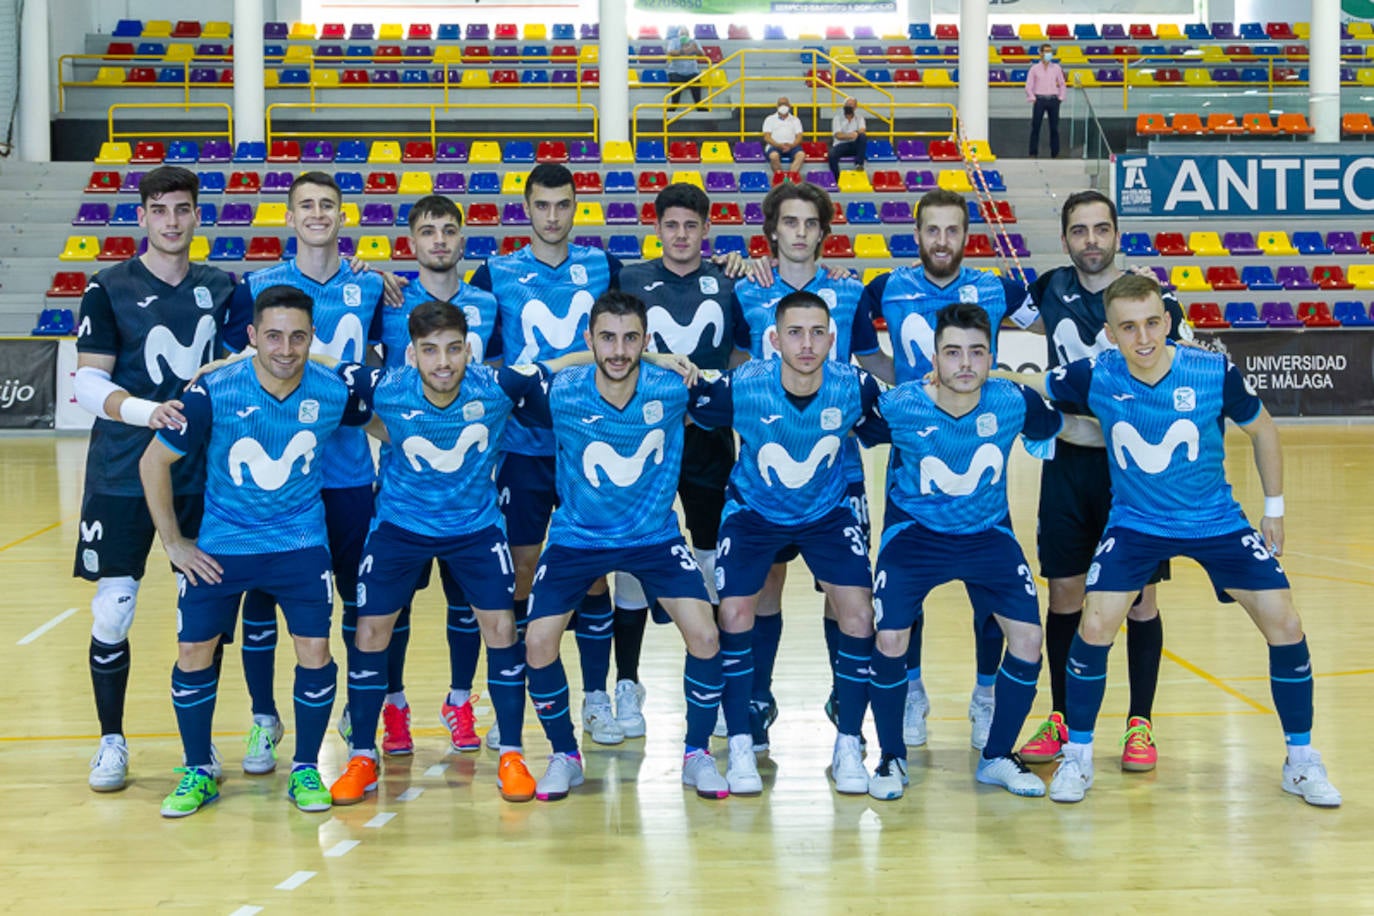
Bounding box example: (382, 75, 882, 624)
(1120, 716, 1158, 772)
(381, 702, 414, 756)
(1018, 711, 1067, 763)
(441, 694, 481, 752)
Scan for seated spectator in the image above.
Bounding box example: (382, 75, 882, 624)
(762, 96, 805, 177)
(828, 96, 867, 178)
(666, 25, 703, 111)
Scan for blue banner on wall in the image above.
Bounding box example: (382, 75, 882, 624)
(1113, 153, 1374, 218)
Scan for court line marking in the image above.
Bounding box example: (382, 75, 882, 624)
(0, 520, 63, 554)
(364, 812, 396, 828)
(1284, 549, 1374, 574)
(1229, 667, 1374, 682)
(1163, 648, 1273, 714)
(424, 764, 448, 777)
(275, 871, 316, 891)
(228, 907, 264, 916)
(397, 787, 424, 802)
(323, 840, 359, 858)
(16, 608, 79, 645)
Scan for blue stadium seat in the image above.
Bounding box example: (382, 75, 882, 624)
(464, 237, 498, 260)
(468, 172, 501, 194)
(334, 171, 364, 194)
(636, 140, 667, 162)
(335, 140, 368, 162)
(232, 141, 265, 162)
(210, 236, 245, 260)
(608, 235, 641, 259)
(890, 235, 919, 258)
(503, 141, 536, 163)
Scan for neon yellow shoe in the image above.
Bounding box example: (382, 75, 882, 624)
(1120, 717, 1158, 772)
(160, 767, 219, 818)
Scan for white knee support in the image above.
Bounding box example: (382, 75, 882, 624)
(91, 576, 140, 644)
(693, 547, 719, 604)
(613, 572, 649, 611)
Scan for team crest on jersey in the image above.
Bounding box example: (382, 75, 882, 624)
(819, 406, 843, 431)
(976, 412, 998, 437)
(299, 399, 320, 423)
(699, 276, 719, 295)
(193, 286, 214, 310)
(959, 285, 979, 304)
(463, 401, 485, 421)
(343, 284, 362, 308)
(570, 264, 588, 285)
(643, 400, 664, 424)
(1173, 387, 1196, 412)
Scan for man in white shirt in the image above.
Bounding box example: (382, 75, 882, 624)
(828, 96, 867, 179)
(762, 96, 806, 177)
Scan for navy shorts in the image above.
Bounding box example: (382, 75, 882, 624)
(717, 504, 872, 600)
(73, 491, 203, 581)
(774, 480, 870, 568)
(528, 537, 711, 620)
(357, 522, 515, 616)
(496, 452, 558, 548)
(873, 511, 1040, 632)
(323, 485, 375, 597)
(1087, 525, 1289, 602)
(766, 144, 802, 162)
(177, 546, 334, 643)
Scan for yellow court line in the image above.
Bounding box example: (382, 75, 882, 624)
(1228, 668, 1374, 683)
(1162, 648, 1273, 714)
(0, 520, 63, 554)
(0, 726, 460, 744)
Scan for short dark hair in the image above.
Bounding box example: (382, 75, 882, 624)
(407, 299, 468, 340)
(407, 194, 463, 230)
(655, 183, 710, 221)
(762, 182, 833, 256)
(916, 188, 969, 231)
(934, 302, 992, 347)
(1103, 273, 1164, 315)
(525, 162, 575, 200)
(1060, 189, 1118, 237)
(775, 289, 830, 324)
(288, 171, 341, 208)
(589, 289, 647, 332)
(139, 166, 199, 206)
(252, 284, 314, 323)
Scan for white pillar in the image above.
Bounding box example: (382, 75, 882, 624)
(1310, 0, 1340, 142)
(907, 0, 931, 24)
(956, 0, 989, 142)
(234, 0, 266, 145)
(18, 0, 51, 162)
(598, 0, 629, 143)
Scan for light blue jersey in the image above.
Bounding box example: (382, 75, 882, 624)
(157, 359, 361, 555)
(873, 378, 1062, 535)
(1047, 347, 1263, 539)
(379, 279, 501, 370)
(691, 359, 882, 527)
(340, 362, 550, 539)
(546, 363, 689, 549)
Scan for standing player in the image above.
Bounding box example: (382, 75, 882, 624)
(859, 187, 1039, 751)
(140, 285, 368, 817)
(228, 172, 387, 774)
(73, 165, 240, 791)
(1018, 190, 1188, 772)
(729, 180, 893, 751)
(470, 163, 626, 747)
(864, 303, 1101, 800)
(998, 274, 1340, 807)
(522, 291, 728, 801)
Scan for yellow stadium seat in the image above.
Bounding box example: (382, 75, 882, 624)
(701, 142, 734, 163)
(1349, 264, 1374, 289)
(378, 23, 404, 40)
(854, 234, 890, 258)
(469, 141, 502, 163)
(1127, 69, 1155, 86)
(831, 46, 858, 64)
(202, 22, 232, 39)
(356, 236, 392, 260)
(1069, 69, 1097, 87)
(399, 172, 433, 194)
(288, 22, 316, 40)
(862, 267, 890, 285)
(59, 236, 100, 261)
(1157, 23, 1184, 40)
(1258, 231, 1298, 256)
(312, 69, 339, 88)
(838, 171, 873, 193)
(283, 45, 313, 64)
(1184, 68, 1215, 87)
(369, 140, 402, 163)
(1200, 45, 1228, 62)
(1057, 45, 1086, 63)
(574, 202, 605, 225)
(1349, 21, 1373, 38)
(263, 69, 280, 88)
(339, 202, 360, 227)
(1294, 22, 1310, 39)
(460, 70, 491, 88)
(671, 170, 705, 189)
(963, 140, 996, 162)
(434, 46, 462, 64)
(704, 69, 728, 88)
(1188, 232, 1228, 256)
(501, 172, 528, 195)
(1017, 24, 1047, 41)
(143, 20, 172, 38)
(579, 45, 599, 63)
(1170, 265, 1210, 292)
(987, 47, 1003, 65)
(94, 67, 126, 85)
(798, 31, 821, 40)
(627, 69, 640, 86)
(1357, 68, 1374, 86)
(923, 68, 955, 87)
(936, 169, 973, 193)
(165, 43, 194, 61)
(602, 140, 634, 163)
(642, 235, 663, 258)
(95, 141, 132, 164)
(253, 203, 288, 227)
(188, 237, 209, 262)
(524, 24, 548, 40)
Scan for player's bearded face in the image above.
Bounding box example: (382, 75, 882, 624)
(1063, 202, 1118, 277)
(588, 314, 645, 382)
(139, 190, 200, 258)
(411, 330, 469, 395)
(932, 327, 990, 394)
(249, 307, 313, 382)
(1105, 295, 1172, 373)
(917, 205, 966, 282)
(413, 217, 462, 272)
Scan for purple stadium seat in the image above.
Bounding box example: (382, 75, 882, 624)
(706, 171, 738, 192)
(361, 203, 395, 226)
(805, 171, 839, 191)
(896, 139, 930, 161)
(1276, 265, 1319, 290)
(880, 201, 914, 223)
(743, 202, 765, 224)
(905, 169, 936, 191)
(605, 202, 639, 224)
(218, 202, 254, 225)
(201, 140, 231, 163)
(502, 203, 531, 225)
(733, 141, 766, 162)
(434, 172, 466, 193)
(569, 140, 601, 163)
(1260, 301, 1304, 327)
(1223, 232, 1261, 256)
(73, 203, 111, 226)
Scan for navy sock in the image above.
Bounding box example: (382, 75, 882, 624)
(513, 596, 529, 633)
(527, 658, 578, 754)
(613, 606, 648, 684)
(340, 602, 358, 654)
(385, 604, 411, 695)
(1126, 613, 1163, 721)
(904, 615, 923, 672)
(90, 637, 131, 735)
(869, 649, 907, 760)
(239, 592, 279, 719)
(983, 651, 1041, 759)
(720, 629, 754, 736)
(574, 591, 614, 694)
(1064, 635, 1110, 743)
(751, 613, 783, 704)
(823, 616, 840, 668)
(683, 651, 724, 750)
(345, 646, 387, 753)
(292, 661, 337, 766)
(834, 633, 874, 736)
(446, 604, 481, 692)
(486, 643, 527, 751)
(1046, 610, 1081, 712)
(171, 663, 218, 768)
(975, 617, 1004, 680)
(1269, 638, 1314, 743)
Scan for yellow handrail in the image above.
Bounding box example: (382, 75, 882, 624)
(265, 102, 599, 145)
(107, 102, 233, 145)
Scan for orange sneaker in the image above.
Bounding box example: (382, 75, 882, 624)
(381, 702, 414, 756)
(1018, 711, 1067, 763)
(498, 751, 536, 803)
(1120, 716, 1157, 772)
(441, 694, 481, 752)
(330, 754, 379, 805)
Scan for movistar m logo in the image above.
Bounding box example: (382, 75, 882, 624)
(1110, 419, 1199, 474)
(647, 300, 724, 354)
(145, 315, 218, 384)
(516, 291, 594, 364)
(401, 424, 489, 473)
(228, 430, 318, 490)
(1052, 317, 1111, 365)
(582, 429, 665, 488)
(919, 442, 1004, 496)
(312, 313, 366, 362)
(898, 311, 936, 369)
(757, 436, 841, 488)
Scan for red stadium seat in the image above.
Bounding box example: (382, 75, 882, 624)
(245, 236, 283, 260)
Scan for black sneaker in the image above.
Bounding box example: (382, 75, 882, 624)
(823, 689, 839, 729)
(749, 698, 778, 752)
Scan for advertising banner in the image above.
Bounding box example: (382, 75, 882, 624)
(1114, 153, 1374, 218)
(0, 339, 58, 429)
(1195, 329, 1374, 417)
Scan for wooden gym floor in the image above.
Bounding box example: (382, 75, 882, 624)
(0, 427, 1371, 913)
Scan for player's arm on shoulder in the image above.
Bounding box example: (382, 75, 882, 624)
(348, 258, 407, 306)
(537, 350, 594, 374)
(498, 363, 554, 427)
(73, 352, 182, 430)
(988, 365, 1051, 399)
(853, 375, 892, 446)
(685, 369, 733, 430)
(1161, 290, 1199, 347)
(1227, 366, 1285, 554)
(468, 263, 493, 292)
(138, 388, 221, 585)
(854, 349, 895, 386)
(222, 281, 256, 354)
(643, 351, 701, 386)
(1002, 277, 1041, 330)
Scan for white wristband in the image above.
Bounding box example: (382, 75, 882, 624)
(119, 397, 159, 428)
(1264, 495, 1285, 518)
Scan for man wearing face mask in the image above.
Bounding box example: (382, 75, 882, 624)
(1026, 44, 1067, 158)
(828, 97, 867, 179)
(762, 96, 806, 179)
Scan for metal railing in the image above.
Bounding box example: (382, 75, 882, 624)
(1069, 83, 1114, 189)
(264, 101, 599, 145)
(107, 102, 233, 145)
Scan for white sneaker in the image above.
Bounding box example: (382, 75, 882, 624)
(485, 720, 501, 751)
(682, 750, 730, 798)
(614, 679, 647, 738)
(968, 690, 995, 750)
(712, 705, 727, 738)
(1049, 748, 1094, 803)
(1282, 753, 1342, 807)
(725, 734, 763, 795)
(903, 681, 929, 747)
(243, 715, 285, 774)
(831, 734, 868, 794)
(89, 735, 129, 792)
(535, 752, 585, 801)
(976, 753, 1046, 797)
(582, 690, 625, 745)
(868, 754, 908, 801)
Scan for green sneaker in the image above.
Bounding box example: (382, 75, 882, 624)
(288, 765, 333, 812)
(160, 767, 220, 818)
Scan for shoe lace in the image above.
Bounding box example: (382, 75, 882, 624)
(170, 766, 204, 795)
(293, 767, 325, 792)
(1028, 717, 1059, 743)
(1120, 722, 1154, 749)
(92, 741, 128, 768)
(245, 723, 277, 755)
